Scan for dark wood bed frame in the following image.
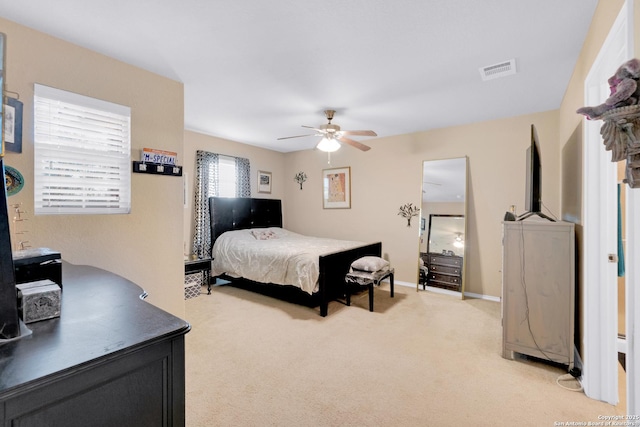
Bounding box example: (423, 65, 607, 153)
(209, 197, 382, 316)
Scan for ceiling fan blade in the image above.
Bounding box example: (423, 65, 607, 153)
(337, 136, 371, 151)
(277, 134, 317, 140)
(301, 125, 324, 132)
(340, 130, 377, 137)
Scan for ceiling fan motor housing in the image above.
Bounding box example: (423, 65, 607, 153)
(321, 123, 341, 134)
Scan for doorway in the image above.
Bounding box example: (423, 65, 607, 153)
(582, 0, 637, 413)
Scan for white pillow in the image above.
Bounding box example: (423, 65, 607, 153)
(350, 256, 389, 272)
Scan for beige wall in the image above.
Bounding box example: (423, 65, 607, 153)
(557, 0, 625, 353)
(1, 18, 186, 317)
(283, 110, 560, 297)
(182, 130, 286, 255)
(559, 0, 625, 147)
(559, 0, 625, 166)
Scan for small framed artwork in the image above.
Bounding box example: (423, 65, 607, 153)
(322, 166, 351, 209)
(3, 97, 23, 153)
(421, 217, 426, 231)
(258, 170, 272, 194)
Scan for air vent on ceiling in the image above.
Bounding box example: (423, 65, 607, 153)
(479, 59, 517, 81)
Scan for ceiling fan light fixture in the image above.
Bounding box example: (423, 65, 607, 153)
(279, 110, 374, 152)
(316, 137, 340, 152)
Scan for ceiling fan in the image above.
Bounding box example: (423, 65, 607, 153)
(277, 110, 377, 152)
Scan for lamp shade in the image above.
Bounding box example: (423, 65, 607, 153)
(316, 137, 340, 152)
(453, 233, 464, 248)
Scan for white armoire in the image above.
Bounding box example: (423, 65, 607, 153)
(502, 220, 575, 369)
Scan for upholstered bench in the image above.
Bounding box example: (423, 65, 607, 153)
(344, 256, 394, 312)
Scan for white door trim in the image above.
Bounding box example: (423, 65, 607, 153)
(582, 3, 629, 405)
(627, 165, 640, 415)
(622, 0, 639, 416)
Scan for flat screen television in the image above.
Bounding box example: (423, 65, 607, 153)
(518, 124, 554, 221)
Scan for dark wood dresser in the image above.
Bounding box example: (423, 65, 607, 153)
(0, 262, 190, 426)
(426, 253, 463, 291)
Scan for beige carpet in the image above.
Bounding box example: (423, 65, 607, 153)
(185, 283, 623, 426)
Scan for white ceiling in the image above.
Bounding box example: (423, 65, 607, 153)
(422, 157, 466, 203)
(0, 0, 598, 153)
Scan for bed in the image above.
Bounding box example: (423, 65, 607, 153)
(208, 197, 382, 316)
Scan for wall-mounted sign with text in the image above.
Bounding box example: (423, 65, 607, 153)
(133, 148, 182, 177)
(141, 148, 177, 165)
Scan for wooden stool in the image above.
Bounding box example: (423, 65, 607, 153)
(344, 268, 395, 312)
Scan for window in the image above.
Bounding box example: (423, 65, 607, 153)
(34, 84, 131, 214)
(218, 155, 237, 197)
(192, 150, 251, 258)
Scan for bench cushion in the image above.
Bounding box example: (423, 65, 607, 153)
(345, 268, 394, 286)
(350, 256, 389, 272)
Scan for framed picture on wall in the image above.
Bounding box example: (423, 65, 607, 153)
(3, 97, 23, 153)
(258, 170, 272, 194)
(322, 166, 351, 209)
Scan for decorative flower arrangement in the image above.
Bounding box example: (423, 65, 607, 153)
(398, 203, 420, 227)
(294, 171, 307, 189)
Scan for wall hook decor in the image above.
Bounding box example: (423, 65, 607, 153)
(398, 203, 420, 227)
(132, 148, 182, 176)
(294, 171, 307, 190)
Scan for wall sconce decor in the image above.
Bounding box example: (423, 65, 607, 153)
(398, 203, 420, 227)
(294, 171, 307, 189)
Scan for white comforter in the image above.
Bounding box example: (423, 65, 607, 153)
(211, 227, 364, 294)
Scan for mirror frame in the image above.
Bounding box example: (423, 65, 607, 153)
(418, 156, 468, 298)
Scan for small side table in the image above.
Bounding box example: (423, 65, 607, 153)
(344, 268, 395, 312)
(184, 258, 212, 295)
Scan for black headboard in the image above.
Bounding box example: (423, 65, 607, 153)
(209, 197, 283, 245)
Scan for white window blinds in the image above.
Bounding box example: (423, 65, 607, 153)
(34, 84, 131, 214)
(218, 155, 237, 197)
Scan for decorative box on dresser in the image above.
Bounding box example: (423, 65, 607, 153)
(425, 253, 463, 291)
(502, 220, 575, 369)
(0, 262, 190, 426)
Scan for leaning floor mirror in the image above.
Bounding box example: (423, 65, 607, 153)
(418, 156, 468, 298)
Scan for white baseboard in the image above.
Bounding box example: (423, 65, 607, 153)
(464, 292, 500, 302)
(423, 285, 462, 298)
(395, 280, 501, 302)
(395, 280, 418, 289)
